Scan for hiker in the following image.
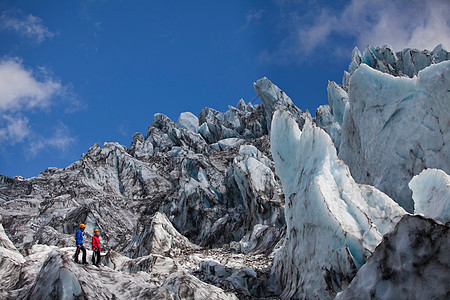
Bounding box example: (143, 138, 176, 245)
(92, 228, 101, 266)
(74, 224, 87, 264)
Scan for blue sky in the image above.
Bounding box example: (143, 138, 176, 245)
(1, 0, 449, 178)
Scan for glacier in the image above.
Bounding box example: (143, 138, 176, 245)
(324, 45, 450, 212)
(0, 215, 25, 291)
(409, 168, 450, 224)
(270, 110, 406, 299)
(0, 96, 284, 299)
(339, 60, 450, 212)
(254, 77, 311, 131)
(0, 44, 449, 299)
(336, 215, 449, 300)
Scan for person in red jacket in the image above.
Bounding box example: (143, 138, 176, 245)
(92, 229, 101, 266)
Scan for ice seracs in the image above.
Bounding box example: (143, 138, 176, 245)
(0, 215, 25, 292)
(326, 81, 348, 126)
(197, 99, 267, 144)
(254, 77, 311, 131)
(0, 44, 449, 299)
(339, 60, 450, 211)
(409, 168, 450, 223)
(228, 145, 284, 230)
(177, 111, 200, 133)
(270, 110, 406, 299)
(343, 44, 449, 82)
(315, 104, 341, 148)
(323, 45, 450, 212)
(133, 212, 200, 258)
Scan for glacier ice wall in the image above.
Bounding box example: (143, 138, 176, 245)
(409, 168, 450, 223)
(270, 110, 405, 299)
(339, 61, 450, 211)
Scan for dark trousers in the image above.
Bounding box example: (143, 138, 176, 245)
(92, 249, 101, 266)
(75, 245, 86, 263)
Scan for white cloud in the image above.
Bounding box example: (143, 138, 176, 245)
(265, 0, 450, 63)
(117, 121, 130, 137)
(240, 9, 265, 31)
(0, 58, 62, 111)
(0, 58, 79, 154)
(246, 9, 264, 25)
(0, 114, 30, 144)
(0, 9, 55, 43)
(29, 123, 76, 157)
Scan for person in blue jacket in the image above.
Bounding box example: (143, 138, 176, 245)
(74, 224, 87, 264)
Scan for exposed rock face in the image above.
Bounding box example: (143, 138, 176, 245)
(336, 215, 450, 300)
(270, 110, 406, 299)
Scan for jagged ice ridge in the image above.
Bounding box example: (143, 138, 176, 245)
(0, 44, 449, 299)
